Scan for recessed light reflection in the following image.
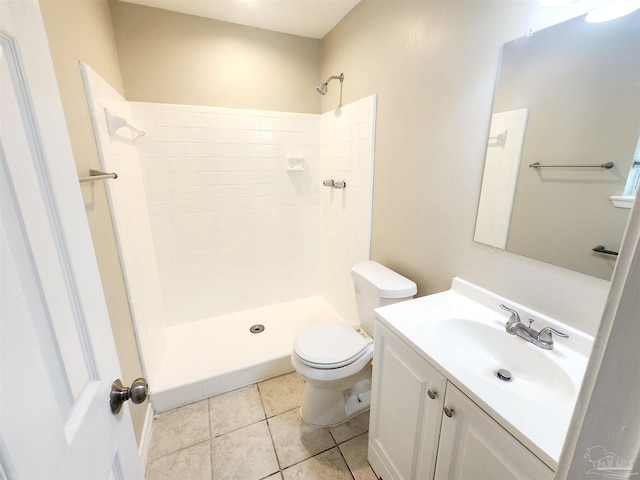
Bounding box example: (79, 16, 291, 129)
(539, 0, 576, 7)
(586, 0, 640, 22)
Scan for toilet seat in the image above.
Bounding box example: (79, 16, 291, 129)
(293, 321, 372, 369)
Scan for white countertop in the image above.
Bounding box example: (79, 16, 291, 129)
(374, 277, 594, 470)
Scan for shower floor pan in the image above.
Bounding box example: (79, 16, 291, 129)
(150, 295, 344, 413)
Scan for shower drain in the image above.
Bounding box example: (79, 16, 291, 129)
(250, 324, 265, 334)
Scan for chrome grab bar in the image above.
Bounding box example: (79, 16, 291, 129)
(79, 169, 118, 183)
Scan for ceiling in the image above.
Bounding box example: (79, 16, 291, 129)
(118, 0, 361, 39)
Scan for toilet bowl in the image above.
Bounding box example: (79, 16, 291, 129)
(291, 261, 417, 426)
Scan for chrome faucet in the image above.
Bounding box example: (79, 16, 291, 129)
(499, 304, 568, 350)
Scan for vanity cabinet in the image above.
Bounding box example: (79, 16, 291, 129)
(435, 384, 554, 480)
(369, 322, 554, 480)
(368, 322, 447, 480)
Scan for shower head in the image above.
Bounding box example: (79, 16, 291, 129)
(315, 73, 344, 95)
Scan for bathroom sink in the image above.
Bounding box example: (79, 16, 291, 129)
(373, 277, 594, 467)
(434, 318, 575, 403)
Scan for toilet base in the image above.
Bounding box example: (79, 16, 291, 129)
(299, 364, 372, 427)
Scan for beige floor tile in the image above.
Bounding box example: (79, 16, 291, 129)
(148, 400, 210, 459)
(258, 372, 306, 417)
(145, 440, 211, 480)
(263, 473, 283, 480)
(330, 410, 370, 444)
(281, 447, 353, 480)
(339, 433, 377, 480)
(211, 420, 279, 480)
(268, 409, 335, 468)
(209, 384, 265, 437)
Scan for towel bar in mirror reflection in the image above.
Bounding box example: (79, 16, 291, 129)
(592, 245, 619, 256)
(529, 162, 615, 169)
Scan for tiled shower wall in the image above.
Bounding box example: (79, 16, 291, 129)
(84, 62, 376, 395)
(131, 104, 322, 324)
(81, 64, 167, 377)
(130, 97, 376, 325)
(320, 98, 377, 323)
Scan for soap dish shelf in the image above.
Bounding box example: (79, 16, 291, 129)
(286, 156, 305, 171)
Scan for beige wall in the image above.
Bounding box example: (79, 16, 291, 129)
(39, 0, 146, 443)
(109, 0, 322, 113)
(322, 0, 609, 335)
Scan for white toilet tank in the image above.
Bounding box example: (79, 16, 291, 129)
(351, 261, 417, 336)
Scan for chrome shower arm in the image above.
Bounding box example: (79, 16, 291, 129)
(323, 73, 344, 84)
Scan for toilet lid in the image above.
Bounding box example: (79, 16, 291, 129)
(294, 321, 371, 368)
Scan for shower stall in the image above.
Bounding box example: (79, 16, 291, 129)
(81, 64, 377, 412)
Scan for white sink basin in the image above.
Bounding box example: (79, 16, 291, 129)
(435, 318, 575, 403)
(374, 277, 594, 469)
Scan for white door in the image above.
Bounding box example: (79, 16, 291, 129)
(0, 1, 142, 478)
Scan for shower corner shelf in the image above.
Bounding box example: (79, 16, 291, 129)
(286, 156, 305, 172)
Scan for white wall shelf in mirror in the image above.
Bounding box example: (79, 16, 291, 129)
(610, 196, 634, 209)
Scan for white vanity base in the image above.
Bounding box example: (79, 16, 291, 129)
(368, 278, 593, 478)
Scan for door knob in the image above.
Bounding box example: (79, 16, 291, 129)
(110, 377, 148, 415)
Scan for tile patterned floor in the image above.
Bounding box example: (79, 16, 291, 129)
(145, 372, 378, 480)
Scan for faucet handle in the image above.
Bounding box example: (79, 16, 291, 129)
(500, 304, 521, 330)
(537, 327, 569, 343)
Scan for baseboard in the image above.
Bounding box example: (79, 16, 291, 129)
(138, 403, 154, 472)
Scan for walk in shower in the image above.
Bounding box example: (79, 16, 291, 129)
(81, 64, 377, 411)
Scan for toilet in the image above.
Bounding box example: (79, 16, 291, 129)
(291, 260, 417, 427)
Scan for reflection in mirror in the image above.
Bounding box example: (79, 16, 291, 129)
(622, 136, 640, 197)
(475, 10, 640, 280)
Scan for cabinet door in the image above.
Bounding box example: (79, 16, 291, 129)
(369, 322, 447, 480)
(435, 384, 554, 480)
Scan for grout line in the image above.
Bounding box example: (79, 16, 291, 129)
(150, 374, 369, 479)
(338, 430, 369, 446)
(256, 376, 286, 473)
(336, 443, 357, 480)
(267, 404, 302, 419)
(209, 385, 268, 439)
(329, 428, 338, 445)
(207, 398, 214, 480)
(265, 415, 284, 472)
(256, 381, 267, 412)
(147, 438, 211, 463)
(279, 445, 337, 472)
(257, 471, 282, 480)
(209, 416, 269, 439)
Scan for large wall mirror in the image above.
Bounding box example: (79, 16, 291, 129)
(475, 10, 640, 280)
